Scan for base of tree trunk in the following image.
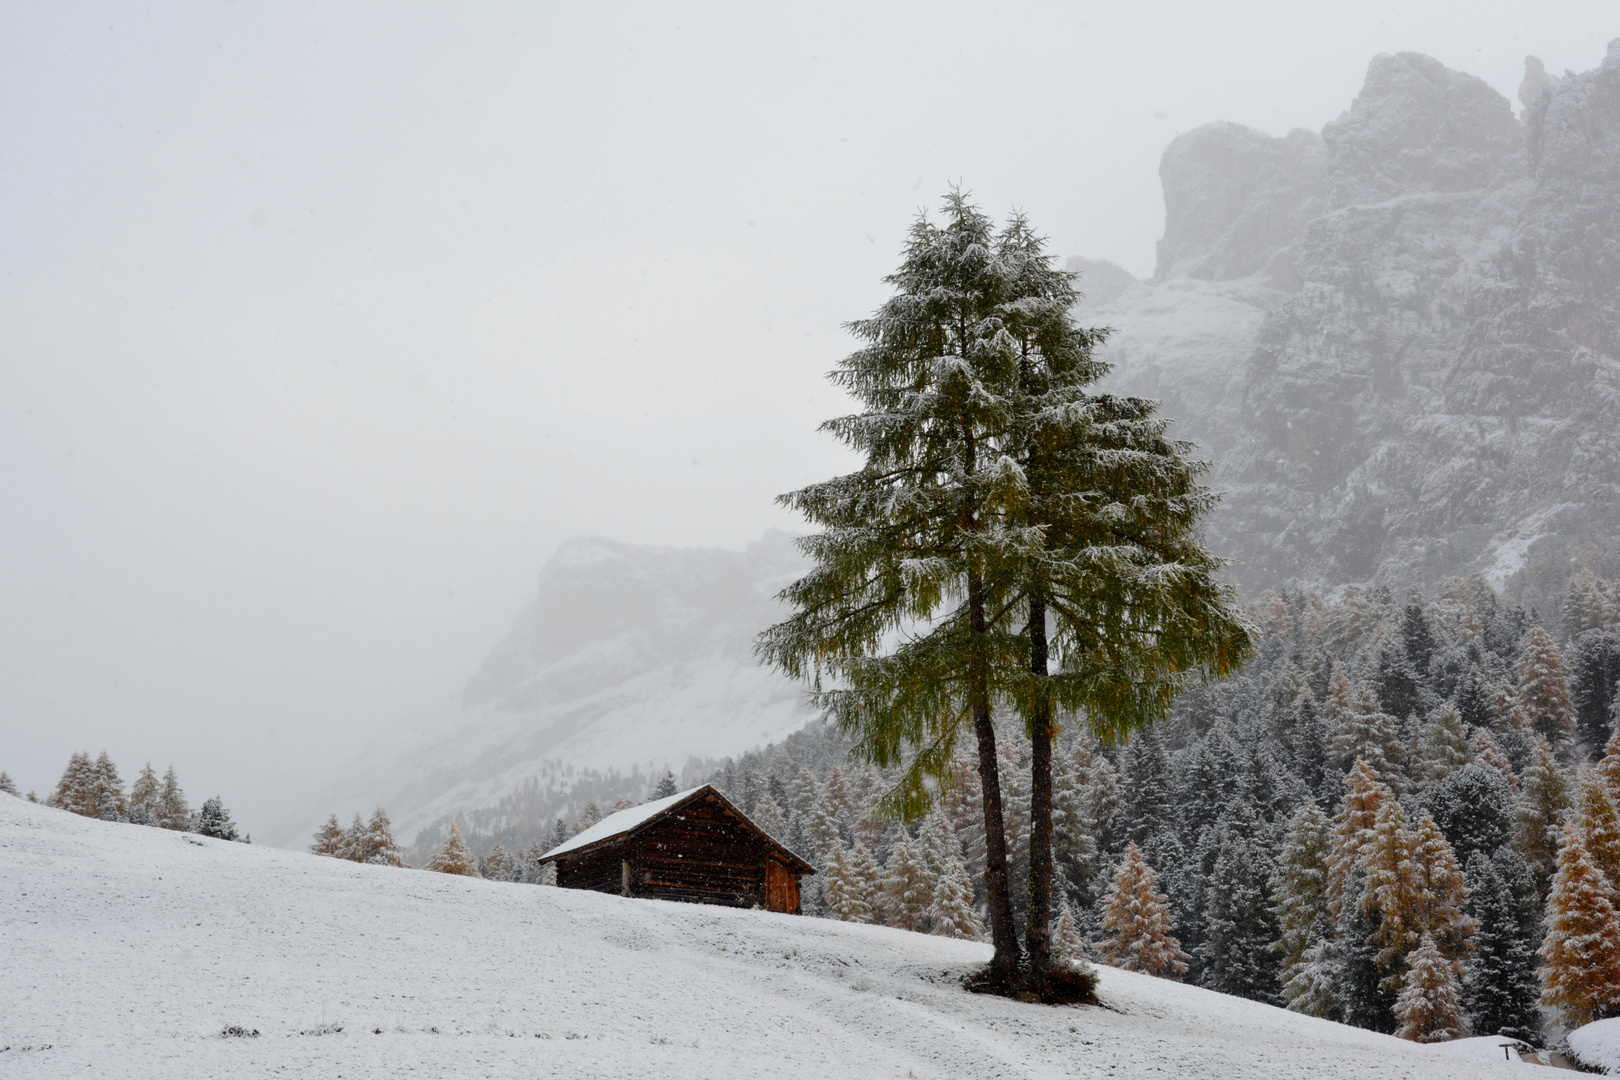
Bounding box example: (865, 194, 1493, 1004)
(962, 962, 1098, 1006)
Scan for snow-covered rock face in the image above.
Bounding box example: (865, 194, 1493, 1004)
(296, 532, 815, 845)
(1087, 42, 1620, 600)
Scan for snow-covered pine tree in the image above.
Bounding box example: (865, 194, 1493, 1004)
(1462, 851, 1542, 1044)
(426, 823, 479, 876)
(194, 796, 239, 841)
(1410, 812, 1473, 973)
(1517, 739, 1574, 894)
(1197, 807, 1279, 1002)
(519, 841, 548, 883)
(1578, 768, 1620, 890)
(849, 839, 884, 925)
(310, 814, 345, 857)
(1422, 762, 1516, 866)
(1083, 755, 1126, 856)
(364, 807, 403, 866)
(651, 772, 678, 799)
(755, 192, 1053, 985)
(1359, 799, 1423, 995)
(1469, 729, 1519, 793)
(1565, 568, 1608, 639)
(882, 831, 932, 932)
(128, 763, 160, 824)
(1569, 629, 1620, 756)
(1098, 843, 1189, 980)
(927, 848, 980, 939)
(1393, 934, 1466, 1043)
(1540, 824, 1620, 1027)
(1414, 704, 1470, 787)
(156, 766, 190, 830)
(0, 771, 18, 797)
(1327, 758, 1393, 916)
(1050, 897, 1091, 969)
(1338, 866, 1397, 1033)
(1049, 744, 1097, 902)
(821, 843, 871, 923)
(1328, 674, 1404, 791)
(481, 844, 515, 881)
(49, 751, 94, 817)
(1601, 726, 1620, 805)
(339, 812, 367, 862)
(750, 790, 786, 838)
(1516, 624, 1577, 751)
(88, 751, 125, 821)
(1274, 798, 1334, 1016)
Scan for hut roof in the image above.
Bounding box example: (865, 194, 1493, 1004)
(536, 784, 815, 874)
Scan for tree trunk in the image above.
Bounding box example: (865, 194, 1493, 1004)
(1024, 592, 1055, 983)
(970, 569, 1022, 984)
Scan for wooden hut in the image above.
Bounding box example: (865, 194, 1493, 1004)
(535, 785, 815, 913)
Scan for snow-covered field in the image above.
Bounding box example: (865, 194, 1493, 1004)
(3, 795, 1525, 1078)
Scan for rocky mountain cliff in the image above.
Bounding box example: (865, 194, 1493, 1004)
(1077, 41, 1620, 608)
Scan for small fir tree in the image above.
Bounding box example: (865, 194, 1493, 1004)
(194, 796, 240, 841)
(310, 814, 345, 856)
(129, 763, 161, 824)
(49, 751, 95, 816)
(364, 807, 404, 866)
(1540, 824, 1620, 1027)
(750, 790, 786, 838)
(849, 840, 885, 925)
(651, 772, 678, 800)
(1415, 704, 1470, 787)
(481, 844, 515, 881)
(426, 823, 479, 876)
(1083, 757, 1127, 856)
(156, 766, 190, 830)
(1098, 843, 1189, 979)
(1393, 934, 1466, 1043)
(1327, 669, 1402, 785)
(0, 772, 18, 797)
(339, 812, 367, 861)
(1462, 851, 1542, 1044)
(88, 751, 126, 821)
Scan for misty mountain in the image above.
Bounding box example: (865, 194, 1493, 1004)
(288, 532, 816, 845)
(1075, 40, 1620, 608)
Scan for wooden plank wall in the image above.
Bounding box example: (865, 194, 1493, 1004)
(632, 797, 767, 908)
(555, 839, 628, 895)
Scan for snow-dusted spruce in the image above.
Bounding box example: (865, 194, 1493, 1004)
(426, 823, 479, 877)
(1540, 824, 1620, 1027)
(0, 771, 19, 797)
(1273, 798, 1333, 1016)
(1098, 843, 1188, 979)
(758, 190, 1250, 995)
(1393, 934, 1465, 1042)
(1462, 850, 1542, 1044)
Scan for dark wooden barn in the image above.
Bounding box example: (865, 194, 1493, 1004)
(535, 785, 815, 913)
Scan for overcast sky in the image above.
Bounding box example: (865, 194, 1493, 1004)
(2, 1, 1615, 833)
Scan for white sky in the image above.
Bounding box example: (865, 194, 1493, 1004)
(2, 1, 1615, 833)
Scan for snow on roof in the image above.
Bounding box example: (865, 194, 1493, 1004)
(538, 786, 705, 862)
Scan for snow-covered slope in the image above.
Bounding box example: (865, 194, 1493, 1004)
(1077, 41, 1620, 604)
(281, 531, 815, 845)
(4, 794, 1523, 1079)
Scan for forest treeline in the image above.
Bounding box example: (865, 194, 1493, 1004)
(3, 752, 246, 841)
(424, 570, 1620, 1043)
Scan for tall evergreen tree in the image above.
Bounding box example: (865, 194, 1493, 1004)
(49, 751, 95, 817)
(1410, 812, 1474, 973)
(156, 766, 190, 830)
(757, 193, 1043, 983)
(1098, 843, 1188, 979)
(1327, 673, 1403, 788)
(849, 840, 885, 925)
(1423, 762, 1515, 867)
(1516, 624, 1577, 751)
(1462, 851, 1542, 1043)
(1414, 704, 1470, 787)
(1517, 739, 1574, 895)
(1327, 758, 1393, 916)
(882, 832, 933, 932)
(1570, 629, 1620, 756)
(128, 763, 161, 825)
(364, 807, 404, 867)
(1360, 799, 1424, 994)
(87, 752, 126, 821)
(1540, 824, 1620, 1027)
(1273, 799, 1334, 1016)
(1197, 807, 1279, 1002)
(928, 848, 980, 940)
(1337, 867, 1397, 1033)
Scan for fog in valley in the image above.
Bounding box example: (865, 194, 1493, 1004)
(3, 2, 1617, 840)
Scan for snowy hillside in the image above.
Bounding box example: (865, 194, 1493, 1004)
(284, 532, 816, 844)
(1076, 40, 1620, 604)
(2, 795, 1528, 1079)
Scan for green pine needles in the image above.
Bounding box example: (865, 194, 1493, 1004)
(758, 190, 1254, 989)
